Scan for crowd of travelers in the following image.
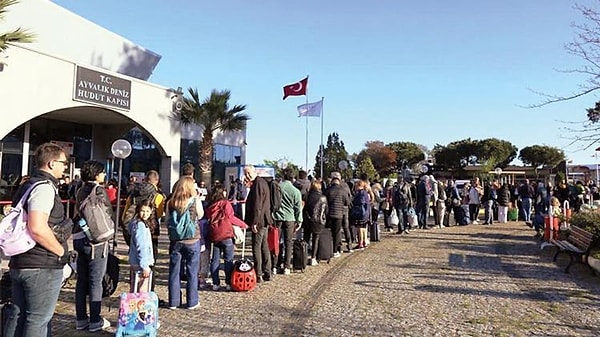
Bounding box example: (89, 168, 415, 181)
(4, 141, 598, 336)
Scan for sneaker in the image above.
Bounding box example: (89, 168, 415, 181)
(333, 252, 341, 258)
(346, 248, 354, 253)
(403, 229, 410, 234)
(272, 268, 278, 275)
(168, 306, 178, 310)
(88, 318, 110, 333)
(212, 284, 221, 291)
(75, 319, 89, 331)
(283, 268, 291, 275)
(187, 303, 200, 310)
(310, 259, 319, 266)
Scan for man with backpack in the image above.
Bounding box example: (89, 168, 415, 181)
(4, 143, 71, 337)
(324, 172, 351, 256)
(243, 165, 273, 283)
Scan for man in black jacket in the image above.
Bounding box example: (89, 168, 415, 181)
(243, 165, 273, 282)
(5, 143, 70, 337)
(324, 172, 351, 257)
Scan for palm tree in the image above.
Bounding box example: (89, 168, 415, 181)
(0, 0, 35, 52)
(177, 88, 250, 185)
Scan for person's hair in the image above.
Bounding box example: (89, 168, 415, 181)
(135, 199, 155, 227)
(168, 176, 196, 212)
(182, 163, 195, 177)
(81, 160, 105, 182)
(310, 180, 322, 192)
(355, 180, 366, 190)
(298, 170, 307, 180)
(145, 170, 160, 184)
(283, 168, 294, 181)
(209, 186, 227, 203)
(34, 142, 66, 169)
(359, 173, 368, 181)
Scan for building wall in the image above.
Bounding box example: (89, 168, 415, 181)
(0, 0, 160, 80)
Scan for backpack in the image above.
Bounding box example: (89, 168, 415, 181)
(394, 185, 409, 207)
(78, 185, 115, 243)
(167, 199, 197, 241)
(121, 182, 158, 245)
(268, 179, 283, 214)
(0, 181, 47, 257)
(102, 252, 120, 298)
(208, 202, 233, 243)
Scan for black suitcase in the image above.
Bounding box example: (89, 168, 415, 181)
(369, 221, 380, 242)
(292, 240, 308, 272)
(317, 228, 333, 263)
(453, 205, 470, 225)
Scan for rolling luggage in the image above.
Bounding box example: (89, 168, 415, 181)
(317, 228, 333, 263)
(267, 225, 280, 256)
(115, 272, 159, 337)
(231, 228, 257, 292)
(508, 208, 518, 221)
(369, 221, 380, 242)
(292, 240, 308, 272)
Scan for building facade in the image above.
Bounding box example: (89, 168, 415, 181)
(0, 0, 246, 200)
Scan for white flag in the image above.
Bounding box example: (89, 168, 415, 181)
(297, 99, 323, 117)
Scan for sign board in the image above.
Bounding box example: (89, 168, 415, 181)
(73, 65, 131, 110)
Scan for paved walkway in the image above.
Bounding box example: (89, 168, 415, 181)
(12, 220, 600, 336)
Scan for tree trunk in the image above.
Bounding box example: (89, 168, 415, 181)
(198, 128, 214, 186)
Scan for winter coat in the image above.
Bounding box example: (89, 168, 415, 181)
(303, 190, 328, 233)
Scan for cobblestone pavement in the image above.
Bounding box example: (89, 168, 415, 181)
(30, 220, 600, 336)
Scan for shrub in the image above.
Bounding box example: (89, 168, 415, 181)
(568, 210, 600, 248)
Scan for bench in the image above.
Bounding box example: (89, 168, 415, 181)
(551, 226, 595, 274)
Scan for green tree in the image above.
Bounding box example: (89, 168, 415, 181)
(386, 141, 426, 171)
(356, 156, 378, 182)
(476, 138, 518, 169)
(315, 132, 351, 179)
(176, 88, 250, 185)
(519, 145, 565, 177)
(263, 158, 299, 179)
(0, 0, 34, 52)
(356, 141, 396, 177)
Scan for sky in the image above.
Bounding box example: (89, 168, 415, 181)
(52, 0, 600, 172)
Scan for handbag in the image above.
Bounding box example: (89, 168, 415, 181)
(381, 200, 390, 211)
(388, 209, 399, 226)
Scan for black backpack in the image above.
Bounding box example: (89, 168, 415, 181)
(120, 182, 158, 245)
(102, 252, 120, 298)
(268, 179, 282, 214)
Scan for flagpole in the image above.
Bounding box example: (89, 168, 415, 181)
(320, 97, 324, 179)
(305, 74, 309, 171)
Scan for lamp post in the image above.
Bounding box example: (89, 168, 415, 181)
(111, 139, 132, 251)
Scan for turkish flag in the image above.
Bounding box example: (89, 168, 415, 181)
(282, 77, 308, 100)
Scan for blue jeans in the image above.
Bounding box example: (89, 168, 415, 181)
(416, 197, 430, 228)
(73, 238, 108, 324)
(395, 206, 410, 231)
(4, 268, 63, 337)
(168, 240, 200, 308)
(521, 197, 532, 222)
(210, 239, 234, 286)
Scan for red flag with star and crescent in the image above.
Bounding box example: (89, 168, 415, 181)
(282, 77, 308, 100)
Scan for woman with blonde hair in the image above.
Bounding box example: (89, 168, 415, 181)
(166, 176, 204, 310)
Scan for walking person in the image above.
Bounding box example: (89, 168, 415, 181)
(73, 160, 112, 332)
(324, 172, 351, 255)
(4, 143, 71, 337)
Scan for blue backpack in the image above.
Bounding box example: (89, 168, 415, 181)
(350, 191, 369, 223)
(167, 200, 196, 241)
